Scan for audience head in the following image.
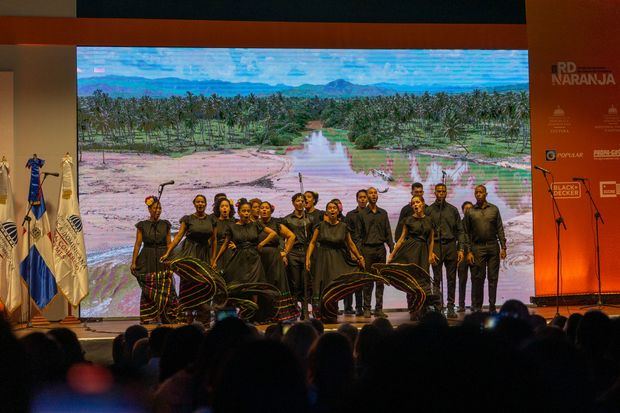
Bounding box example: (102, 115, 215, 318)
(159, 324, 204, 383)
(499, 299, 530, 320)
(149, 326, 173, 358)
(576, 310, 612, 358)
(283, 322, 319, 368)
(47, 327, 85, 367)
(337, 323, 358, 349)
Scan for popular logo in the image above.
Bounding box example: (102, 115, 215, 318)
(552, 182, 581, 199)
(600, 181, 620, 198)
(552, 61, 616, 86)
(545, 149, 583, 161)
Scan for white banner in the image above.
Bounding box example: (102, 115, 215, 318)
(53, 155, 89, 306)
(0, 160, 22, 313)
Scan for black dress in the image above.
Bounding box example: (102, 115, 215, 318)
(258, 218, 299, 321)
(223, 221, 266, 285)
(215, 218, 235, 271)
(175, 214, 217, 311)
(134, 219, 178, 323)
(312, 221, 360, 306)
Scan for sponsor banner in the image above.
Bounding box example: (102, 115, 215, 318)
(527, 0, 620, 296)
(552, 182, 581, 199)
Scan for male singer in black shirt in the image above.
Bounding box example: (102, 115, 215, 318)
(463, 185, 507, 313)
(427, 183, 465, 319)
(343, 189, 368, 316)
(359, 187, 393, 318)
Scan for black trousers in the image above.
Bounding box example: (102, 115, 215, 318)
(470, 242, 500, 311)
(344, 291, 362, 310)
(430, 241, 458, 308)
(457, 259, 473, 308)
(286, 249, 309, 310)
(362, 245, 387, 311)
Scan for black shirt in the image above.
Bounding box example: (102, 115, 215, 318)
(344, 207, 365, 248)
(463, 202, 507, 250)
(281, 212, 313, 249)
(359, 206, 394, 250)
(306, 209, 324, 229)
(426, 200, 465, 250)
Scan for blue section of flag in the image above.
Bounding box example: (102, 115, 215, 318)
(26, 157, 46, 220)
(20, 246, 57, 308)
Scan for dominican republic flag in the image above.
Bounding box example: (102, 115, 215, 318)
(20, 157, 57, 309)
(0, 160, 22, 313)
(53, 155, 89, 307)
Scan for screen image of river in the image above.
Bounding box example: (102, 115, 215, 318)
(77, 48, 532, 317)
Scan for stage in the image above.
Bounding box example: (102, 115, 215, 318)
(11, 305, 620, 365)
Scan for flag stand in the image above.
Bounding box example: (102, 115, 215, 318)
(60, 303, 80, 325)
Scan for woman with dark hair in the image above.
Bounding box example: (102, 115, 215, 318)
(388, 195, 436, 319)
(329, 198, 346, 221)
(213, 197, 236, 271)
(161, 194, 218, 322)
(306, 200, 366, 322)
(249, 198, 262, 222)
(214, 199, 279, 313)
(130, 196, 178, 324)
(258, 201, 299, 321)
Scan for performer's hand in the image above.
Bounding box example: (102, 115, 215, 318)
(228, 241, 237, 250)
(457, 251, 464, 264)
(500, 249, 507, 260)
(280, 251, 288, 266)
(257, 243, 264, 252)
(305, 259, 311, 272)
(357, 256, 365, 270)
(130, 263, 137, 275)
(210, 259, 217, 269)
(467, 252, 475, 265)
(429, 254, 438, 265)
(387, 253, 393, 264)
(160, 252, 169, 262)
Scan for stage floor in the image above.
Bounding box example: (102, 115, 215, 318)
(12, 305, 620, 365)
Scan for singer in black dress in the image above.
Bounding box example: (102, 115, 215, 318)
(161, 194, 217, 322)
(258, 201, 299, 321)
(388, 195, 436, 315)
(213, 197, 235, 271)
(306, 200, 366, 321)
(130, 196, 178, 324)
(214, 201, 278, 285)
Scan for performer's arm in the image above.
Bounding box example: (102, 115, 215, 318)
(464, 213, 475, 265)
(388, 227, 407, 263)
(258, 226, 278, 251)
(455, 208, 465, 264)
(130, 228, 142, 275)
(385, 213, 394, 252)
(279, 224, 296, 265)
(345, 232, 365, 269)
(428, 230, 436, 265)
(161, 222, 187, 261)
(496, 208, 507, 259)
(213, 235, 230, 267)
(210, 228, 217, 266)
(305, 228, 319, 271)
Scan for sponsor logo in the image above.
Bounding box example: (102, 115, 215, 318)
(600, 181, 620, 198)
(552, 61, 616, 86)
(552, 182, 581, 199)
(545, 149, 583, 161)
(593, 147, 620, 160)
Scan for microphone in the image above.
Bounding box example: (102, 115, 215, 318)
(441, 170, 447, 176)
(534, 165, 552, 174)
(572, 177, 588, 182)
(159, 180, 175, 187)
(43, 172, 59, 177)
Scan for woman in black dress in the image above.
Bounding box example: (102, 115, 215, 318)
(214, 199, 278, 285)
(130, 196, 178, 324)
(213, 197, 235, 271)
(387, 195, 436, 316)
(258, 201, 299, 321)
(305, 200, 366, 321)
(161, 194, 217, 322)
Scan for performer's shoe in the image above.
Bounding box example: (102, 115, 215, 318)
(457, 306, 466, 313)
(409, 312, 420, 322)
(355, 308, 364, 316)
(338, 310, 344, 315)
(488, 306, 497, 315)
(446, 307, 458, 319)
(363, 309, 372, 318)
(344, 308, 356, 315)
(373, 309, 387, 318)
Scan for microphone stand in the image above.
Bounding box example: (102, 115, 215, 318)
(21, 173, 51, 327)
(539, 170, 567, 317)
(579, 179, 618, 309)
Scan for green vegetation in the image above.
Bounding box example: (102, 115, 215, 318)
(78, 90, 530, 162)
